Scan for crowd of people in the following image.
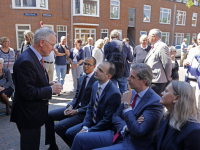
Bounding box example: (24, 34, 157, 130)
(0, 27, 200, 150)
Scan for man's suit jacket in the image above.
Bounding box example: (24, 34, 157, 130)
(144, 41, 172, 83)
(112, 88, 163, 150)
(69, 73, 97, 114)
(83, 80, 121, 132)
(150, 116, 200, 150)
(83, 45, 94, 58)
(10, 48, 52, 129)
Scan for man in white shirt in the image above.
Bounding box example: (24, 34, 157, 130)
(185, 33, 200, 108)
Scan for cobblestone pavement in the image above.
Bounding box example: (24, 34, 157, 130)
(0, 58, 185, 150)
(0, 72, 75, 150)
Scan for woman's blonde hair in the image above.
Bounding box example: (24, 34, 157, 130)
(94, 39, 104, 49)
(165, 81, 200, 131)
(24, 30, 34, 45)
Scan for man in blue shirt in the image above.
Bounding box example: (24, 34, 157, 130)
(54, 36, 70, 93)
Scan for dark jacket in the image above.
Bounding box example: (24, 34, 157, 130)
(104, 39, 133, 77)
(10, 48, 52, 128)
(171, 59, 179, 80)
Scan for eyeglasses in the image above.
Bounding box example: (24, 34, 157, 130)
(83, 62, 93, 67)
(43, 39, 55, 47)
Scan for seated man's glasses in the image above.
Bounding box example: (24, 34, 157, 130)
(83, 62, 93, 67)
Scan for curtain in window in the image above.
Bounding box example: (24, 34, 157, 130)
(23, 0, 36, 7)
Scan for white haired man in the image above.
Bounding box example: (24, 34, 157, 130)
(144, 29, 172, 96)
(10, 27, 62, 150)
(133, 34, 151, 64)
(185, 33, 200, 108)
(180, 38, 188, 67)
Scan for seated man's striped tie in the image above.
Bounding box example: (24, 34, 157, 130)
(92, 86, 101, 123)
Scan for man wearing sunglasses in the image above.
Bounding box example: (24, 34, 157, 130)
(45, 57, 97, 150)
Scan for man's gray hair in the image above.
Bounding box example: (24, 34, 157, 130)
(33, 27, 56, 44)
(149, 29, 162, 39)
(131, 63, 153, 86)
(169, 46, 176, 52)
(139, 34, 148, 43)
(183, 38, 187, 42)
(110, 29, 120, 39)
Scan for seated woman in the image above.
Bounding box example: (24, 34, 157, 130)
(0, 58, 14, 115)
(142, 81, 200, 150)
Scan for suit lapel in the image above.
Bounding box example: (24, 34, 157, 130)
(145, 46, 157, 62)
(85, 74, 95, 90)
(27, 48, 48, 85)
(133, 88, 152, 113)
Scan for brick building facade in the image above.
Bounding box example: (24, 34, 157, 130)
(0, 0, 200, 50)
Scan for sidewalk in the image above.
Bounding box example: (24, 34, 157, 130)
(0, 70, 75, 150)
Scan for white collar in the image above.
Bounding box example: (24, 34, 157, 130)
(140, 44, 148, 49)
(85, 71, 94, 78)
(98, 80, 109, 91)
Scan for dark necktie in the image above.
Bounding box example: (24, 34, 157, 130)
(113, 93, 139, 143)
(90, 46, 92, 56)
(92, 87, 101, 123)
(40, 58, 45, 72)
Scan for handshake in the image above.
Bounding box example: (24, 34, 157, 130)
(49, 81, 62, 94)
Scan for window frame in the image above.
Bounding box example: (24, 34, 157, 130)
(159, 8, 171, 24)
(101, 29, 109, 39)
(140, 31, 147, 36)
(73, 0, 100, 17)
(12, 0, 48, 10)
(15, 24, 31, 50)
(176, 0, 182, 2)
(143, 5, 151, 23)
(43, 24, 54, 31)
(183, 0, 188, 3)
(175, 33, 184, 45)
(75, 28, 96, 46)
(110, 0, 120, 20)
(176, 10, 186, 26)
(57, 25, 67, 44)
(194, 0, 198, 6)
(161, 32, 170, 45)
(192, 13, 197, 27)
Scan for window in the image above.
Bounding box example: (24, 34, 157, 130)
(192, 13, 197, 27)
(75, 28, 96, 46)
(192, 33, 197, 40)
(57, 26, 67, 44)
(143, 5, 151, 22)
(15, 24, 31, 50)
(43, 25, 54, 31)
(74, 0, 99, 17)
(129, 8, 136, 27)
(194, 0, 198, 6)
(140, 31, 147, 36)
(176, 10, 186, 25)
(175, 33, 184, 45)
(183, 0, 188, 3)
(160, 8, 171, 24)
(12, 0, 48, 9)
(110, 0, 120, 19)
(161, 32, 170, 45)
(176, 0, 181, 2)
(101, 29, 109, 39)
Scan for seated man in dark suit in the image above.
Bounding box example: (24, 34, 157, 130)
(71, 63, 164, 150)
(65, 61, 121, 148)
(45, 57, 97, 150)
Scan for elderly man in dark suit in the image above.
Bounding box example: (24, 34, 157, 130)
(144, 28, 172, 96)
(70, 63, 163, 150)
(83, 37, 94, 58)
(10, 27, 62, 150)
(65, 61, 121, 148)
(45, 56, 97, 150)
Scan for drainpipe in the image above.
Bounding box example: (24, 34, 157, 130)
(71, 0, 73, 49)
(172, 4, 176, 45)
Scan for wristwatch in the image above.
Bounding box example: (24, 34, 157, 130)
(124, 103, 131, 109)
